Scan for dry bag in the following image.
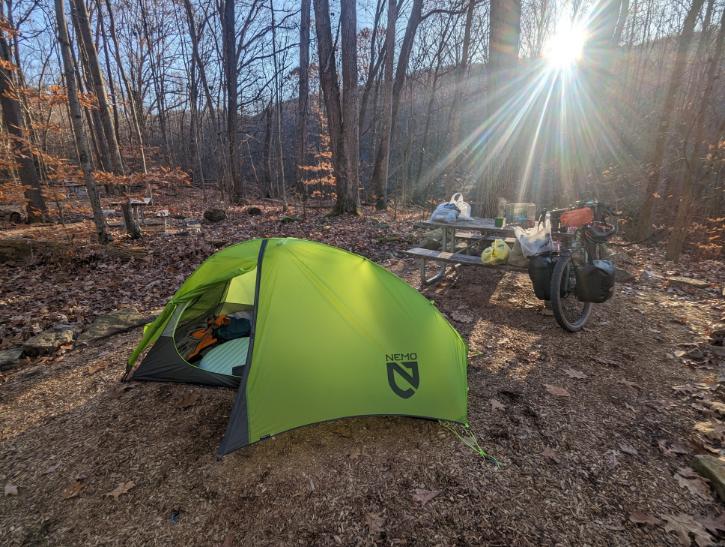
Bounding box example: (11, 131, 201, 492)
(575, 260, 615, 303)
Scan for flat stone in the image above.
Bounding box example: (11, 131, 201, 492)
(615, 268, 635, 283)
(77, 309, 155, 345)
(23, 327, 74, 355)
(0, 347, 23, 370)
(667, 276, 710, 289)
(693, 455, 725, 502)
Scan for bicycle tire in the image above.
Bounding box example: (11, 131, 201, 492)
(550, 255, 592, 332)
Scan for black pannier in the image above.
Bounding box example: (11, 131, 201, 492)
(575, 260, 615, 303)
(528, 255, 554, 300)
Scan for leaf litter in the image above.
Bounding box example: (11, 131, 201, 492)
(0, 200, 724, 545)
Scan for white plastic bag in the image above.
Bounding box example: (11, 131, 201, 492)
(450, 193, 472, 220)
(514, 214, 555, 257)
(430, 202, 459, 223)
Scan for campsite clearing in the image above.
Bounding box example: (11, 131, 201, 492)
(0, 201, 723, 545)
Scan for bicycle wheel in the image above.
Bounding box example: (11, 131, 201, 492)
(550, 255, 592, 332)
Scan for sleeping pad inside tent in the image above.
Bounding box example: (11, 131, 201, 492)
(127, 238, 468, 455)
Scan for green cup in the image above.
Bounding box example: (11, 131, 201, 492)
(494, 217, 505, 228)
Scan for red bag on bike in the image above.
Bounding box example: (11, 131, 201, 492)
(560, 207, 593, 228)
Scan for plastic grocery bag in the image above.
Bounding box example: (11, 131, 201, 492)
(481, 239, 510, 265)
(507, 240, 528, 267)
(514, 215, 555, 257)
(430, 202, 460, 223)
(450, 193, 472, 220)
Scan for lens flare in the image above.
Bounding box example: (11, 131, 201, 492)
(543, 22, 587, 69)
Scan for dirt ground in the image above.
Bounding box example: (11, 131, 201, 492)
(1, 198, 723, 546)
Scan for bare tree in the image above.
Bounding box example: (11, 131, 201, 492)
(666, 4, 724, 261)
(296, 0, 311, 195)
(370, 0, 395, 209)
(222, 0, 242, 200)
(635, 0, 705, 240)
(369, 0, 424, 209)
(340, 0, 360, 213)
(447, 0, 476, 194)
(0, 12, 46, 221)
(312, 0, 351, 214)
(55, 0, 111, 243)
(70, 0, 124, 174)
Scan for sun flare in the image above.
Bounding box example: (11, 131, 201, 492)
(543, 21, 587, 69)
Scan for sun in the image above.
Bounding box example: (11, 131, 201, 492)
(543, 21, 587, 69)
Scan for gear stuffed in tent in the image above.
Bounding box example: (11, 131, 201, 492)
(126, 238, 468, 455)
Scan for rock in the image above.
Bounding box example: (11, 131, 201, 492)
(684, 347, 706, 361)
(280, 215, 302, 224)
(77, 309, 157, 345)
(666, 276, 710, 290)
(693, 455, 725, 502)
(23, 326, 74, 355)
(246, 206, 262, 216)
(615, 268, 635, 283)
(639, 269, 656, 283)
(709, 324, 725, 346)
(0, 347, 23, 370)
(203, 208, 226, 223)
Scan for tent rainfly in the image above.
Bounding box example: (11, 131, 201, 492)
(127, 238, 468, 455)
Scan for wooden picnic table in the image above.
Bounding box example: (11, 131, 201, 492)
(409, 217, 576, 285)
(409, 217, 524, 285)
(421, 217, 518, 252)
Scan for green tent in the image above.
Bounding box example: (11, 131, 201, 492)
(127, 238, 468, 455)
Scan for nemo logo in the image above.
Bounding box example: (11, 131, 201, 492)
(386, 360, 419, 399)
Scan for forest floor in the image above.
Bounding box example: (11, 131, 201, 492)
(0, 191, 724, 546)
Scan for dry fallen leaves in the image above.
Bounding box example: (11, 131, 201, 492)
(674, 468, 712, 501)
(62, 480, 86, 499)
(699, 513, 725, 535)
(657, 440, 689, 456)
(86, 362, 108, 375)
(563, 368, 587, 379)
(450, 310, 474, 323)
(104, 481, 135, 499)
(4, 482, 18, 496)
(661, 513, 713, 546)
(490, 399, 505, 411)
(542, 446, 561, 464)
(617, 379, 641, 390)
(619, 443, 639, 457)
(176, 391, 200, 409)
(412, 489, 441, 505)
(366, 512, 384, 534)
(544, 384, 570, 397)
(628, 511, 662, 526)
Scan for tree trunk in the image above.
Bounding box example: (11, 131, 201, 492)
(446, 0, 476, 194)
(369, 0, 424, 209)
(635, 0, 705, 240)
(312, 0, 349, 213)
(222, 0, 242, 200)
(338, 0, 360, 214)
(55, 0, 112, 244)
(121, 203, 142, 239)
(296, 0, 310, 196)
(0, 21, 46, 221)
(478, 0, 521, 215)
(103, 0, 147, 173)
(370, 0, 395, 210)
(269, 0, 287, 208)
(139, 0, 171, 165)
(666, 5, 724, 261)
(70, 0, 124, 174)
